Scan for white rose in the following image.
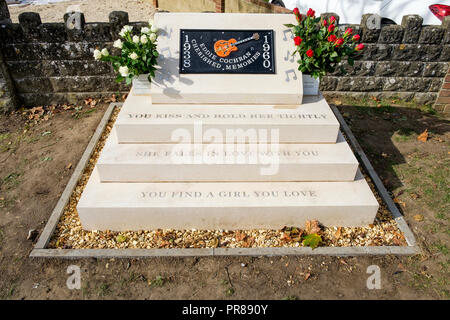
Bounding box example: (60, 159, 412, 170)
(149, 33, 156, 42)
(133, 35, 140, 43)
(119, 66, 129, 77)
(93, 49, 102, 60)
(113, 39, 123, 49)
(141, 27, 150, 34)
(101, 48, 109, 56)
(140, 35, 148, 44)
(119, 25, 133, 37)
(150, 25, 158, 33)
(129, 52, 138, 60)
(148, 18, 154, 26)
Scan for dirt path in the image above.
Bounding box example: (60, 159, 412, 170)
(0, 97, 448, 300)
(8, 0, 156, 23)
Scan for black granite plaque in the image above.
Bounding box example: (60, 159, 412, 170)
(179, 29, 275, 74)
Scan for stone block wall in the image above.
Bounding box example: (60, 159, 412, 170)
(0, 2, 449, 111)
(0, 10, 136, 107)
(321, 14, 450, 106)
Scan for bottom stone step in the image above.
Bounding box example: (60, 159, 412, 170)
(77, 169, 379, 231)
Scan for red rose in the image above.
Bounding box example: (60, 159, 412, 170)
(344, 28, 353, 36)
(328, 24, 335, 32)
(306, 49, 314, 57)
(323, 19, 328, 26)
(293, 7, 299, 16)
(355, 43, 364, 51)
(294, 36, 302, 46)
(329, 16, 336, 24)
(306, 8, 315, 17)
(335, 38, 344, 47)
(327, 35, 337, 42)
(352, 34, 361, 42)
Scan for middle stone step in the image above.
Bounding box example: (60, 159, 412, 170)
(97, 129, 359, 182)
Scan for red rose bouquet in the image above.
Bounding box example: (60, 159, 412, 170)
(285, 8, 364, 79)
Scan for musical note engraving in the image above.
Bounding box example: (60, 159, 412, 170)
(159, 47, 172, 58)
(285, 69, 297, 82)
(284, 50, 295, 62)
(282, 29, 294, 41)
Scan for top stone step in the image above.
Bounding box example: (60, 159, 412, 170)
(152, 13, 303, 105)
(115, 94, 340, 144)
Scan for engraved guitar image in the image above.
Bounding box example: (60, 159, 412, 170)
(214, 33, 260, 57)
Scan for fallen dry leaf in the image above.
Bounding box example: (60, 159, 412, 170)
(410, 192, 420, 200)
(244, 236, 255, 247)
(417, 129, 428, 142)
(413, 214, 424, 222)
(235, 231, 246, 242)
(280, 232, 292, 242)
(393, 197, 406, 208)
(304, 272, 311, 280)
(305, 220, 321, 235)
(397, 263, 407, 272)
(66, 163, 72, 170)
(334, 227, 342, 239)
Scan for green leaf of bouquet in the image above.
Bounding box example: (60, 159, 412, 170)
(284, 23, 295, 28)
(116, 75, 124, 83)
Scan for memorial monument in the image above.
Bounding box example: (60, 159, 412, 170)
(77, 13, 379, 231)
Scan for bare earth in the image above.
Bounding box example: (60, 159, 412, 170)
(8, 0, 156, 23)
(0, 96, 448, 300)
(1, 0, 449, 302)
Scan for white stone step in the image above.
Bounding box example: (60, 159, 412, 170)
(97, 129, 358, 182)
(77, 169, 379, 231)
(114, 94, 340, 143)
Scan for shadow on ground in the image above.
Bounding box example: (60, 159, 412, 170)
(338, 104, 450, 193)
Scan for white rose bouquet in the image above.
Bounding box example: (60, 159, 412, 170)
(93, 19, 159, 85)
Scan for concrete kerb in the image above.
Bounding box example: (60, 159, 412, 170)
(30, 102, 420, 259)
